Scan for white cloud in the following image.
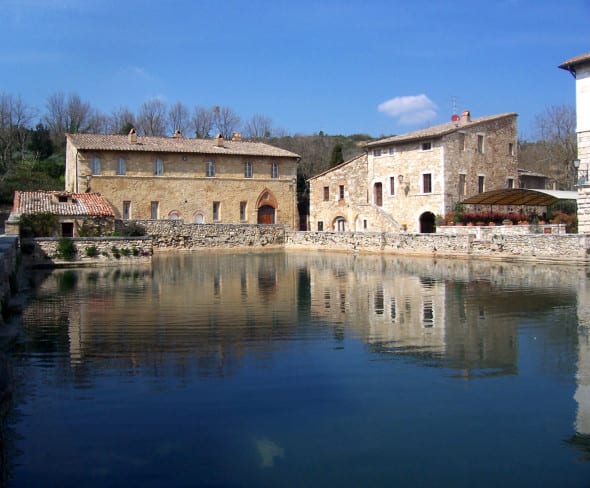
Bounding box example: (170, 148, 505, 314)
(377, 94, 438, 126)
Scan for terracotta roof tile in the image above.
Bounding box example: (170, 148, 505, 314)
(12, 191, 115, 217)
(66, 133, 301, 159)
(365, 112, 517, 148)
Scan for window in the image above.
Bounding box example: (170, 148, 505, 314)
(389, 176, 395, 196)
(154, 158, 164, 176)
(122, 201, 131, 219)
(507, 177, 514, 189)
(458, 133, 465, 151)
(477, 135, 484, 154)
(363, 219, 368, 229)
(421, 142, 432, 151)
(244, 161, 253, 178)
(478, 175, 485, 193)
(373, 149, 382, 157)
(335, 217, 346, 232)
(323, 186, 329, 201)
(195, 213, 204, 224)
(339, 185, 345, 200)
(458, 174, 466, 199)
(116, 158, 126, 175)
(213, 201, 220, 221)
(317, 221, 324, 231)
(389, 147, 396, 155)
(150, 201, 159, 219)
(240, 201, 247, 221)
(509, 143, 514, 156)
(374, 182, 383, 206)
(206, 160, 215, 177)
(422, 173, 432, 193)
(271, 162, 279, 179)
(90, 157, 101, 175)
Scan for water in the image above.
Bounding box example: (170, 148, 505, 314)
(4, 251, 590, 487)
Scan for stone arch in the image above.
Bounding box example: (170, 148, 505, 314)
(193, 211, 205, 224)
(419, 211, 436, 233)
(256, 189, 278, 225)
(332, 215, 347, 232)
(168, 210, 182, 220)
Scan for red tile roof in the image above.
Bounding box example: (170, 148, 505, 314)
(12, 191, 115, 217)
(66, 133, 301, 159)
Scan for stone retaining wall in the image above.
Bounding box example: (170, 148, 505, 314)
(116, 220, 286, 250)
(21, 236, 152, 267)
(285, 230, 590, 263)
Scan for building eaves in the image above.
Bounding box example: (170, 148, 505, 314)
(559, 52, 590, 71)
(308, 153, 367, 181)
(66, 133, 301, 159)
(365, 113, 517, 148)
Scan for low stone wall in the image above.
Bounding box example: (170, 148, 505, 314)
(116, 220, 286, 250)
(285, 230, 590, 263)
(438, 223, 566, 238)
(21, 236, 152, 267)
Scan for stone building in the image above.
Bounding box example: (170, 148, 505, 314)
(5, 190, 116, 237)
(560, 52, 590, 234)
(309, 111, 518, 233)
(65, 130, 301, 228)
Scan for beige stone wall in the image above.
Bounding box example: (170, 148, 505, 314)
(66, 144, 299, 228)
(309, 154, 369, 231)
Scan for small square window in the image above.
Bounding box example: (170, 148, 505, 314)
(389, 147, 396, 155)
(422, 142, 432, 151)
(373, 149, 382, 157)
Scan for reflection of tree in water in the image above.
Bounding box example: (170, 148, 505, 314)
(565, 433, 590, 461)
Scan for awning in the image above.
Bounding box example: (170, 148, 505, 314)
(461, 188, 578, 207)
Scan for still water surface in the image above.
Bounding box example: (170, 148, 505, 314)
(6, 251, 590, 486)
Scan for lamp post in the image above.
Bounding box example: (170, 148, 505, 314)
(573, 158, 588, 187)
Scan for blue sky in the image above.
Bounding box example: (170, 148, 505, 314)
(1, 0, 588, 138)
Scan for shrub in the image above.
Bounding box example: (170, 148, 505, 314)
(85, 245, 98, 257)
(56, 237, 75, 260)
(132, 247, 140, 256)
(19, 212, 59, 237)
(111, 246, 121, 259)
(120, 248, 131, 257)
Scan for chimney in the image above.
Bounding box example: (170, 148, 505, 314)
(173, 129, 183, 138)
(460, 110, 471, 123)
(215, 133, 224, 147)
(451, 113, 460, 122)
(128, 128, 137, 144)
(231, 132, 242, 142)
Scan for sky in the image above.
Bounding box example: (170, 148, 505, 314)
(1, 0, 589, 139)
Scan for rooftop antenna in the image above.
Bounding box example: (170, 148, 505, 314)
(450, 96, 460, 122)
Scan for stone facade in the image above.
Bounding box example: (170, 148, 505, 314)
(309, 112, 518, 234)
(65, 132, 301, 229)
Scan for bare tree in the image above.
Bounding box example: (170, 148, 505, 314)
(192, 106, 214, 139)
(168, 101, 190, 135)
(0, 93, 36, 172)
(136, 98, 168, 136)
(108, 106, 136, 135)
(44, 92, 100, 145)
(243, 114, 273, 139)
(213, 106, 241, 139)
(532, 105, 577, 190)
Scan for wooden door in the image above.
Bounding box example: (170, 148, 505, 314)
(257, 205, 275, 224)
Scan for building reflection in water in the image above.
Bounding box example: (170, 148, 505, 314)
(20, 251, 590, 452)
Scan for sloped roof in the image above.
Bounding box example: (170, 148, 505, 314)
(308, 153, 367, 181)
(66, 133, 300, 159)
(365, 113, 517, 148)
(11, 191, 116, 217)
(462, 188, 577, 207)
(559, 52, 590, 71)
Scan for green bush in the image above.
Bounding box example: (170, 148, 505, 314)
(132, 247, 140, 256)
(111, 246, 121, 259)
(120, 248, 131, 257)
(85, 245, 98, 257)
(56, 237, 76, 260)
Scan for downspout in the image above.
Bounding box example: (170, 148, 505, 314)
(75, 150, 79, 193)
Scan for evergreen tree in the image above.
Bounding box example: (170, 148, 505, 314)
(329, 143, 344, 168)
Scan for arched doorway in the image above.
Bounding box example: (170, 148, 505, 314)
(420, 211, 436, 233)
(334, 216, 346, 232)
(258, 205, 275, 224)
(256, 189, 278, 225)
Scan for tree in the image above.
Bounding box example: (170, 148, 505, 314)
(213, 106, 241, 139)
(329, 143, 344, 168)
(192, 106, 214, 139)
(531, 104, 577, 190)
(243, 114, 273, 139)
(108, 106, 136, 135)
(136, 98, 168, 136)
(0, 93, 36, 173)
(168, 101, 191, 135)
(28, 123, 54, 160)
(43, 92, 101, 146)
